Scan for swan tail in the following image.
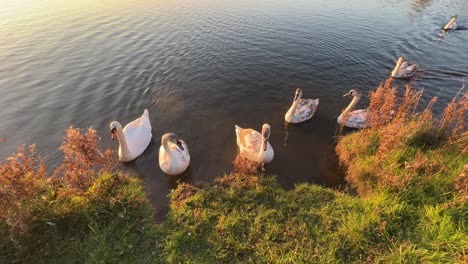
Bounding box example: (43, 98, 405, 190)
(235, 125, 242, 137)
(314, 98, 319, 106)
(142, 109, 149, 118)
(140, 109, 151, 129)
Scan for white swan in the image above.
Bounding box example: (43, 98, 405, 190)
(110, 109, 152, 162)
(235, 123, 274, 163)
(337, 89, 369, 129)
(285, 88, 319, 123)
(159, 133, 190, 175)
(443, 15, 458, 30)
(391, 57, 417, 78)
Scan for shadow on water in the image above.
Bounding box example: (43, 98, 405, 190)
(164, 166, 194, 190)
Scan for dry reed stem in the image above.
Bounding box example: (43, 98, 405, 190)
(440, 84, 467, 139)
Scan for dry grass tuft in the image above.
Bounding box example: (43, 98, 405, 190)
(395, 84, 423, 121)
(233, 155, 263, 175)
(453, 165, 468, 205)
(420, 96, 438, 123)
(170, 183, 200, 210)
(366, 78, 397, 128)
(440, 85, 467, 139)
(215, 173, 259, 190)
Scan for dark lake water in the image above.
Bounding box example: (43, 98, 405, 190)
(1, 0, 467, 218)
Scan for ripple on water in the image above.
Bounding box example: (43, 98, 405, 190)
(0, 0, 467, 217)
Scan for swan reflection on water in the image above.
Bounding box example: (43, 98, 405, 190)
(283, 121, 290, 147)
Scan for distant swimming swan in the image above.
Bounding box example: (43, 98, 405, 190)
(235, 123, 274, 163)
(443, 15, 458, 30)
(159, 133, 190, 175)
(391, 57, 417, 78)
(285, 88, 319, 123)
(337, 89, 369, 129)
(110, 109, 152, 162)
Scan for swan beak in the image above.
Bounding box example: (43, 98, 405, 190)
(343, 92, 351, 97)
(111, 127, 117, 140)
(263, 139, 268, 151)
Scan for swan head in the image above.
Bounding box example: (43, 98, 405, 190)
(162, 133, 185, 151)
(109, 121, 122, 140)
(261, 123, 271, 151)
(343, 89, 362, 98)
(397, 56, 405, 64)
(293, 88, 302, 101)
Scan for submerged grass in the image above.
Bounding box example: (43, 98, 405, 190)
(1, 80, 466, 263)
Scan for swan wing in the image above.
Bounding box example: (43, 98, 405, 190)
(126, 109, 151, 130)
(347, 109, 368, 128)
(398, 62, 417, 77)
(123, 109, 152, 155)
(294, 98, 319, 122)
(159, 139, 190, 173)
(167, 139, 190, 163)
(158, 146, 170, 172)
(235, 126, 262, 155)
(338, 109, 368, 129)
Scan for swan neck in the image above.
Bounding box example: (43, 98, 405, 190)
(286, 94, 301, 120)
(162, 137, 176, 159)
(292, 97, 300, 109)
(116, 126, 131, 156)
(258, 139, 266, 160)
(343, 95, 360, 114)
(444, 17, 456, 30)
(391, 58, 403, 77)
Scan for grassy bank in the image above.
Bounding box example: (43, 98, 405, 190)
(1, 81, 466, 263)
(0, 129, 164, 263)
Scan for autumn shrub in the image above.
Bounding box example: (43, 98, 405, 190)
(53, 126, 116, 191)
(0, 127, 163, 263)
(337, 80, 467, 199)
(0, 145, 47, 239)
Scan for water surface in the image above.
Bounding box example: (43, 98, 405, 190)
(1, 0, 467, 218)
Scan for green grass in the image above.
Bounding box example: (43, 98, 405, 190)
(1, 123, 466, 263)
(0, 173, 164, 264)
(161, 173, 466, 263)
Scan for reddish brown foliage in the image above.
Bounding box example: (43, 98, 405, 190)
(366, 78, 397, 128)
(53, 127, 116, 191)
(0, 127, 116, 237)
(337, 80, 467, 195)
(395, 85, 423, 121)
(0, 145, 46, 236)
